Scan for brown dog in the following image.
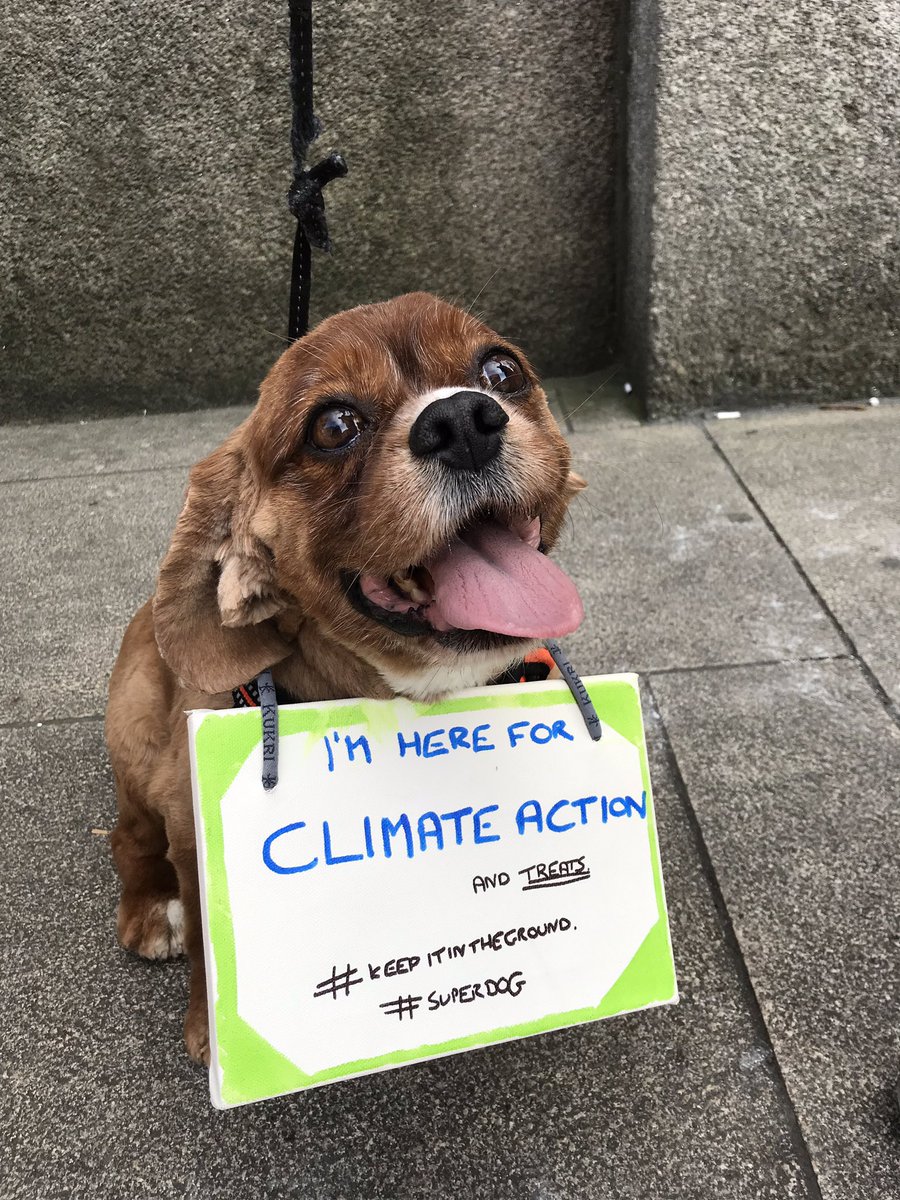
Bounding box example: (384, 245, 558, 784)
(106, 292, 585, 1064)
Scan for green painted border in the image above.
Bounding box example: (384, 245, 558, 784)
(192, 677, 677, 1107)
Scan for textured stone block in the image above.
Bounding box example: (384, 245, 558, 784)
(623, 0, 900, 415)
(0, 1, 619, 420)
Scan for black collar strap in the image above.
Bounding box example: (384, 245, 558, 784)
(232, 673, 298, 710)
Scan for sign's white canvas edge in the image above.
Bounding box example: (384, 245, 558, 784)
(187, 709, 226, 1108)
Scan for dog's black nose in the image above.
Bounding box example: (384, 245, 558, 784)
(409, 391, 509, 471)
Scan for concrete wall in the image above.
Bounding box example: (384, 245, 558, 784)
(0, 1, 620, 420)
(5, 1, 896, 422)
(623, 0, 900, 417)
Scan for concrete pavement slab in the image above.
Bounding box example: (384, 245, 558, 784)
(708, 405, 900, 705)
(0, 471, 185, 721)
(651, 659, 900, 1200)
(1, 714, 815, 1199)
(556, 421, 844, 674)
(0, 406, 250, 483)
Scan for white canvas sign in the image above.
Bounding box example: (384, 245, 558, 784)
(189, 674, 677, 1108)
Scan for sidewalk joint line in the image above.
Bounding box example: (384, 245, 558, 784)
(646, 680, 825, 1200)
(0, 713, 104, 732)
(0, 464, 193, 487)
(648, 654, 850, 678)
(702, 422, 900, 730)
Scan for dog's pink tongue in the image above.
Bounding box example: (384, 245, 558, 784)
(426, 520, 583, 637)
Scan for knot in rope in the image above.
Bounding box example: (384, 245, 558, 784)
(287, 152, 348, 253)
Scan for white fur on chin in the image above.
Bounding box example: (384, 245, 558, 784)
(378, 641, 541, 702)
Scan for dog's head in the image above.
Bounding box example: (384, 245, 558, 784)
(154, 293, 585, 699)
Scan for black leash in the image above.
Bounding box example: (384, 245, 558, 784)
(286, 0, 347, 342)
(248, 0, 348, 788)
(248, 2, 598, 788)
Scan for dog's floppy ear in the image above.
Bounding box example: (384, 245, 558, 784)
(565, 470, 588, 498)
(153, 434, 291, 694)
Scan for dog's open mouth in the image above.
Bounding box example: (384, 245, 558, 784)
(345, 514, 583, 642)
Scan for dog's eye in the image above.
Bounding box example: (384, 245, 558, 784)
(479, 353, 526, 395)
(308, 406, 367, 451)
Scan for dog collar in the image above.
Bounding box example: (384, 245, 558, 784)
(235, 644, 600, 791)
(232, 676, 299, 710)
(231, 648, 556, 716)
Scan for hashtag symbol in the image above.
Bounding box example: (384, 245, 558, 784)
(379, 993, 422, 1021)
(312, 963, 364, 1000)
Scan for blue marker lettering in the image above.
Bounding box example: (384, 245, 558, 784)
(418, 811, 445, 851)
(571, 795, 598, 824)
(507, 721, 529, 748)
(382, 814, 414, 858)
(423, 729, 448, 758)
(516, 800, 543, 835)
(473, 804, 500, 844)
(440, 806, 474, 845)
(262, 822, 318, 874)
(323, 821, 363, 866)
(609, 793, 647, 819)
(472, 724, 495, 752)
(546, 799, 575, 832)
(345, 733, 372, 764)
(397, 730, 422, 758)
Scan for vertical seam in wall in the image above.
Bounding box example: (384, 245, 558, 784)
(612, 0, 634, 357)
(616, 0, 661, 417)
(645, 677, 825, 1200)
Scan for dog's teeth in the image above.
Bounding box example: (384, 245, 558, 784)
(393, 572, 430, 604)
(508, 513, 542, 548)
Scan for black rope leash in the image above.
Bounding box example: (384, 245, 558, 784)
(250, 1, 598, 788)
(286, 0, 347, 342)
(254, 0, 347, 788)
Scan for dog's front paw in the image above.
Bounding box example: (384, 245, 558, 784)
(184, 1005, 211, 1066)
(117, 896, 185, 961)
